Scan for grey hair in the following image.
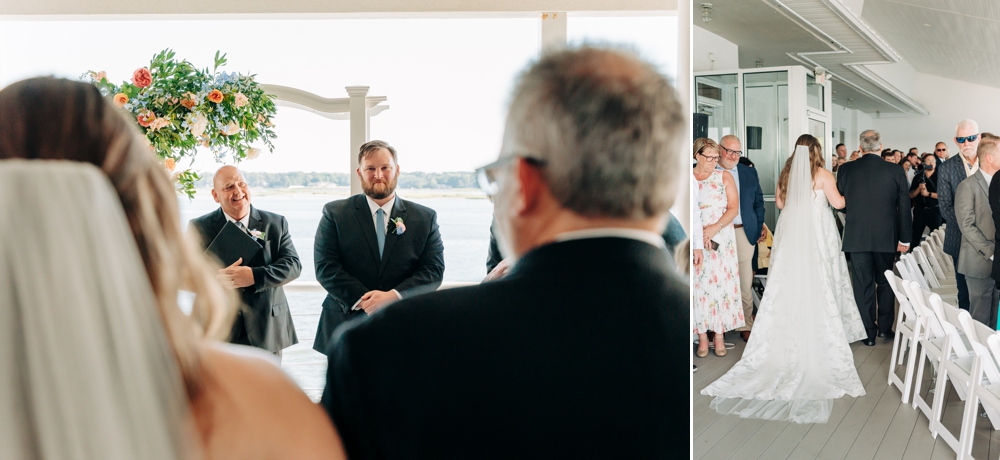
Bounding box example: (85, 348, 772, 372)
(860, 129, 881, 153)
(719, 134, 741, 148)
(956, 119, 979, 134)
(503, 46, 684, 219)
(358, 139, 398, 165)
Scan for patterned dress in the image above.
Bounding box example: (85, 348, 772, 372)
(693, 170, 744, 334)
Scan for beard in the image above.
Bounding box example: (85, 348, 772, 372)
(362, 176, 398, 200)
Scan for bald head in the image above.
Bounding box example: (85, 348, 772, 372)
(211, 165, 251, 220)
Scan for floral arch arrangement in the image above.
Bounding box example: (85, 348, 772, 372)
(86, 49, 277, 198)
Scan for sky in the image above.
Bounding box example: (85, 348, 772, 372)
(0, 15, 677, 174)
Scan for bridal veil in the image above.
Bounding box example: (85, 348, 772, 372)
(701, 144, 865, 424)
(0, 160, 189, 459)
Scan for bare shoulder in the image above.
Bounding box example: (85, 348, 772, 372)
(194, 343, 345, 460)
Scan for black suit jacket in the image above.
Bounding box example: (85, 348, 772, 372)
(989, 170, 1000, 283)
(321, 237, 689, 459)
(189, 206, 301, 352)
(313, 194, 445, 354)
(837, 154, 913, 253)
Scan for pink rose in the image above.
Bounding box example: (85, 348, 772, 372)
(233, 92, 249, 107)
(132, 68, 152, 88)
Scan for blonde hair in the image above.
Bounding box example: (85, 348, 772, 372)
(693, 137, 720, 161)
(0, 77, 234, 398)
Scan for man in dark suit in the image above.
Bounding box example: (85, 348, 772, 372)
(189, 165, 301, 359)
(719, 134, 766, 342)
(320, 47, 689, 459)
(956, 133, 1000, 328)
(935, 141, 949, 169)
(939, 119, 982, 311)
(312, 140, 445, 355)
(837, 130, 913, 345)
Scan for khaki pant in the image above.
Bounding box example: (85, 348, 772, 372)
(733, 227, 756, 331)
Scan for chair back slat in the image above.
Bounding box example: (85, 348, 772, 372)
(914, 247, 944, 287)
(905, 280, 944, 339)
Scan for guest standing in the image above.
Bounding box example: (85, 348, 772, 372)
(312, 140, 445, 355)
(693, 137, 743, 357)
(910, 153, 942, 248)
(955, 133, 1000, 328)
(939, 119, 982, 311)
(189, 165, 301, 361)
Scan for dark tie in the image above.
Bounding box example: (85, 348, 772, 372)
(376, 209, 386, 258)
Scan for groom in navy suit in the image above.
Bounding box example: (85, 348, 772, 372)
(312, 140, 445, 355)
(719, 134, 766, 342)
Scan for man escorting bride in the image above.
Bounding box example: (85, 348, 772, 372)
(702, 134, 870, 424)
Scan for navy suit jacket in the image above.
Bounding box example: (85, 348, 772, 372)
(313, 194, 445, 355)
(189, 206, 301, 352)
(732, 163, 766, 241)
(939, 154, 971, 257)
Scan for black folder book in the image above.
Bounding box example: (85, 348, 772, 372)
(205, 221, 263, 267)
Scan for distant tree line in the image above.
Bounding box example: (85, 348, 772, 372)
(195, 171, 477, 189)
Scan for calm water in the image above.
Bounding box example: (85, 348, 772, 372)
(178, 191, 495, 283)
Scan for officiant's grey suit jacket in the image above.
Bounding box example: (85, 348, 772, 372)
(955, 171, 995, 278)
(312, 193, 445, 355)
(189, 206, 301, 352)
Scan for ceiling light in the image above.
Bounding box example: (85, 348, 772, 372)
(701, 3, 713, 23)
(923, 23, 931, 26)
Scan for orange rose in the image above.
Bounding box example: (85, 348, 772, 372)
(132, 68, 152, 88)
(164, 158, 176, 171)
(207, 89, 224, 104)
(137, 110, 155, 128)
(113, 93, 128, 108)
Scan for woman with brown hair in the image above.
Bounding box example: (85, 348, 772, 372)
(692, 137, 743, 358)
(702, 134, 865, 424)
(0, 77, 344, 459)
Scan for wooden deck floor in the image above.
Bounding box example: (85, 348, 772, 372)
(694, 334, 1000, 459)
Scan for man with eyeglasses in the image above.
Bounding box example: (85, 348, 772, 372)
(320, 47, 689, 458)
(718, 134, 766, 342)
(938, 119, 982, 311)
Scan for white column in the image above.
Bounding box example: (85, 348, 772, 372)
(346, 86, 370, 196)
(540, 12, 567, 53)
(676, 1, 691, 235)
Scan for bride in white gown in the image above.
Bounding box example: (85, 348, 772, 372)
(701, 134, 867, 424)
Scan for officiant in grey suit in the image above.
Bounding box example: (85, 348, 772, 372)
(189, 165, 302, 359)
(955, 133, 1000, 328)
(312, 140, 445, 355)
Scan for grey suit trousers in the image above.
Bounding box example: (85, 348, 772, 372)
(965, 276, 998, 329)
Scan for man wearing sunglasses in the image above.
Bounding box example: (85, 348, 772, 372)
(935, 142, 949, 168)
(938, 119, 982, 311)
(320, 47, 689, 458)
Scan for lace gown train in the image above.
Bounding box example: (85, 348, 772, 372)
(700, 190, 866, 424)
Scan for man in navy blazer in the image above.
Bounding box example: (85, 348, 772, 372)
(719, 134, 766, 341)
(939, 119, 982, 311)
(312, 140, 445, 355)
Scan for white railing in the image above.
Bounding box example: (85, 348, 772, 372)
(284, 281, 478, 293)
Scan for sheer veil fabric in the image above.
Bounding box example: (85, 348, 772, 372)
(0, 160, 189, 459)
(701, 145, 865, 424)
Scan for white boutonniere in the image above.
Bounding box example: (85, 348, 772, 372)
(387, 217, 406, 235)
(249, 229, 266, 240)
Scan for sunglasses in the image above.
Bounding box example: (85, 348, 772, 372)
(956, 134, 979, 144)
(936, 148, 947, 152)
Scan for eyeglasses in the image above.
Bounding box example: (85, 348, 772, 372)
(698, 152, 721, 162)
(956, 134, 979, 144)
(721, 147, 743, 157)
(475, 155, 547, 197)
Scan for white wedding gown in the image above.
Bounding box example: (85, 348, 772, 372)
(701, 146, 867, 424)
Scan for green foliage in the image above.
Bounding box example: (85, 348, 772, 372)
(84, 49, 277, 198)
(194, 171, 477, 190)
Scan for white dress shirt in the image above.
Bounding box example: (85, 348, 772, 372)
(554, 227, 666, 249)
(222, 210, 251, 230)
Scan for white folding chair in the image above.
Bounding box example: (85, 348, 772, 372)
(926, 298, 975, 458)
(973, 335, 1000, 454)
(917, 243, 953, 284)
(898, 260, 958, 303)
(887, 272, 924, 404)
(911, 286, 953, 418)
(915, 246, 956, 288)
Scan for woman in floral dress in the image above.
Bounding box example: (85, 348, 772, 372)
(693, 138, 743, 357)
